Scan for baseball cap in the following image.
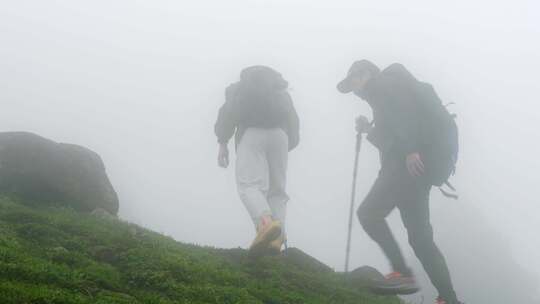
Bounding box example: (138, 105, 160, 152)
(337, 60, 380, 93)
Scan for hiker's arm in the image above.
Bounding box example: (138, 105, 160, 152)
(380, 80, 423, 155)
(392, 104, 422, 155)
(214, 102, 236, 145)
(284, 92, 300, 151)
(370, 70, 422, 155)
(214, 84, 239, 145)
(386, 102, 425, 177)
(215, 84, 239, 168)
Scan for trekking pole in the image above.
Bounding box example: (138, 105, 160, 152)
(345, 131, 362, 273)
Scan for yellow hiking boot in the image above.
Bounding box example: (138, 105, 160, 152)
(268, 235, 284, 255)
(249, 219, 281, 257)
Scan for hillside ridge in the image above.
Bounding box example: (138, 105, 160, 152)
(0, 197, 398, 304)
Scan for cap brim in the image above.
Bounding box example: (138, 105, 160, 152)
(337, 77, 354, 94)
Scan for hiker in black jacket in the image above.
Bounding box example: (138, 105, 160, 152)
(215, 66, 299, 257)
(337, 60, 462, 304)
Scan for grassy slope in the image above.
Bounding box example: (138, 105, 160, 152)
(0, 197, 399, 304)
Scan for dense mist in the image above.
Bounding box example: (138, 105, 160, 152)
(2, 1, 539, 303)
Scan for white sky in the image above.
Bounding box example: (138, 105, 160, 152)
(1, 1, 539, 302)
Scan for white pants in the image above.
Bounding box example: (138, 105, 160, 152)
(236, 128, 289, 237)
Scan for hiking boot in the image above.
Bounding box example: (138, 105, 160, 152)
(268, 235, 284, 255)
(249, 218, 281, 257)
(369, 272, 420, 295)
(436, 297, 464, 304)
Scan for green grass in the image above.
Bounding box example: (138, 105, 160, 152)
(0, 196, 399, 304)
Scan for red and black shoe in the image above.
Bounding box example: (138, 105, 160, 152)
(369, 272, 420, 295)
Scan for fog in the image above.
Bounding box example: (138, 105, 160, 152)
(1, 0, 539, 302)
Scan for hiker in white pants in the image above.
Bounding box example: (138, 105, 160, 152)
(215, 66, 299, 256)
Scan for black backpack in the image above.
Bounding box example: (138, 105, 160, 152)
(233, 66, 290, 129)
(416, 82, 459, 195)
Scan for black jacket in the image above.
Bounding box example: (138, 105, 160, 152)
(363, 63, 434, 158)
(214, 82, 300, 150)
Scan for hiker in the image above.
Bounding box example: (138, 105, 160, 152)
(215, 66, 300, 256)
(337, 60, 462, 304)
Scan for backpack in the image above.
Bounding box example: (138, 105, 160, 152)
(233, 66, 290, 129)
(379, 64, 459, 192)
(416, 82, 459, 195)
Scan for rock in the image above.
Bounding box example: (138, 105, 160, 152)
(345, 266, 385, 288)
(0, 132, 119, 214)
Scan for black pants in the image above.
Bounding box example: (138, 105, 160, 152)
(357, 157, 457, 301)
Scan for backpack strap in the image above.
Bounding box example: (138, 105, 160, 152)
(438, 181, 459, 200)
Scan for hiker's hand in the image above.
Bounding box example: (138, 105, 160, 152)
(355, 115, 371, 134)
(218, 144, 229, 168)
(406, 152, 424, 177)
